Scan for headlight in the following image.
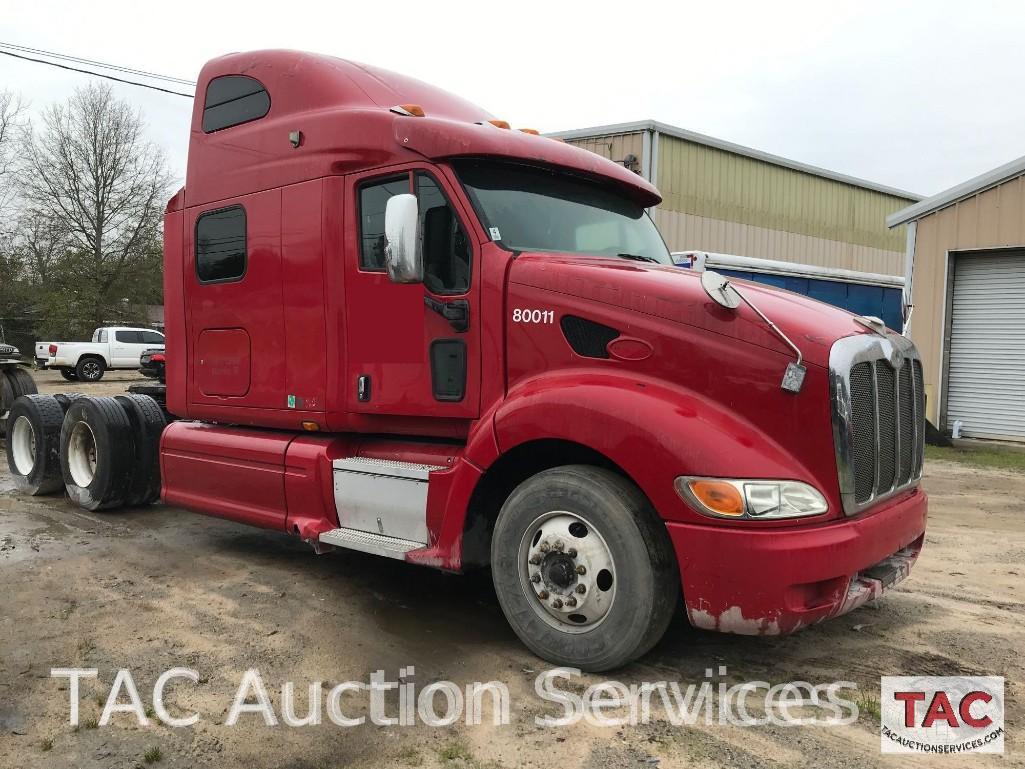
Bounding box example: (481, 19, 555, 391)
(675, 477, 828, 520)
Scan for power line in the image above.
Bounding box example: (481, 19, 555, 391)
(0, 48, 194, 98)
(0, 41, 196, 86)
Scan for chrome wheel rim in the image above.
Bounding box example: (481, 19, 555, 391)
(11, 416, 36, 476)
(81, 361, 100, 379)
(67, 420, 98, 487)
(517, 511, 617, 633)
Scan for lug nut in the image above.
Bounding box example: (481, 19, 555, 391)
(576, 565, 586, 575)
(567, 548, 577, 558)
(529, 554, 541, 565)
(540, 543, 550, 553)
(531, 574, 541, 583)
(539, 590, 549, 600)
(575, 584, 586, 594)
(553, 540, 564, 551)
(552, 599, 563, 609)
(566, 597, 577, 607)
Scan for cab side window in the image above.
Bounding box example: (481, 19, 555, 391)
(359, 176, 411, 271)
(196, 206, 246, 283)
(116, 330, 142, 343)
(417, 173, 470, 295)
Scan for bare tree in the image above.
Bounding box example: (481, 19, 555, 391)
(16, 209, 71, 284)
(0, 90, 26, 216)
(20, 83, 172, 327)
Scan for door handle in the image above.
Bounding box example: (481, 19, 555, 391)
(424, 296, 469, 333)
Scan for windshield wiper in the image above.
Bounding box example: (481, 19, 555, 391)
(615, 252, 659, 263)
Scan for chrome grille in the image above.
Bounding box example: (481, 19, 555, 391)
(830, 333, 925, 515)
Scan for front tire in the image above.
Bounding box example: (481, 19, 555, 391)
(491, 465, 679, 672)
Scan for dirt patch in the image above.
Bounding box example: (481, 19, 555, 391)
(0, 391, 1022, 768)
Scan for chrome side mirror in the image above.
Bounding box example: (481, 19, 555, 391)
(384, 193, 422, 283)
(700, 270, 741, 309)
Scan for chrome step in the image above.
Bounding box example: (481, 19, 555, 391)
(332, 456, 446, 480)
(318, 527, 426, 560)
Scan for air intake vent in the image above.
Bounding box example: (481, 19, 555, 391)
(560, 316, 619, 359)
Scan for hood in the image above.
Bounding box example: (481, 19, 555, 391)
(509, 253, 876, 368)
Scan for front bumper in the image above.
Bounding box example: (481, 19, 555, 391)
(666, 487, 927, 635)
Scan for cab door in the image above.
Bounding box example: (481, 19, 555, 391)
(344, 166, 481, 420)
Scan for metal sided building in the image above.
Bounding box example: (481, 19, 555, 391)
(888, 155, 1025, 442)
(547, 121, 921, 277)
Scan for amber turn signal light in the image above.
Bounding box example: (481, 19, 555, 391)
(488, 119, 511, 129)
(684, 479, 745, 516)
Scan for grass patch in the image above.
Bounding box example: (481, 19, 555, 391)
(144, 746, 163, 764)
(40, 737, 54, 752)
(82, 717, 99, 730)
(437, 740, 473, 763)
(926, 444, 1025, 473)
(856, 691, 881, 723)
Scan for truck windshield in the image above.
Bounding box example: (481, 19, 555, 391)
(454, 160, 672, 264)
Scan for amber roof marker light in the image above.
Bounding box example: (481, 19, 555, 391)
(390, 104, 426, 117)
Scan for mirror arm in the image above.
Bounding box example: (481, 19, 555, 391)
(731, 284, 803, 367)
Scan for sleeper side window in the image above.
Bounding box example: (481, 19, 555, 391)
(417, 173, 470, 295)
(196, 206, 247, 283)
(359, 176, 411, 272)
(202, 75, 270, 133)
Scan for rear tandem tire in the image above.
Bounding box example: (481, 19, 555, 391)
(5, 394, 65, 495)
(114, 394, 167, 506)
(5, 367, 38, 398)
(53, 393, 87, 413)
(490, 465, 679, 672)
(60, 396, 135, 511)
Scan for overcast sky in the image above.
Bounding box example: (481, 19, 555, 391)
(3, 1, 1023, 199)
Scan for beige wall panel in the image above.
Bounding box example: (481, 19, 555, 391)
(653, 208, 904, 275)
(908, 172, 1025, 423)
(565, 132, 644, 172)
(655, 134, 914, 253)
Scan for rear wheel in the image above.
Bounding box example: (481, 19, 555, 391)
(491, 465, 679, 672)
(5, 367, 37, 398)
(75, 357, 105, 382)
(53, 392, 86, 413)
(5, 395, 65, 495)
(60, 396, 135, 510)
(60, 369, 79, 381)
(114, 394, 166, 506)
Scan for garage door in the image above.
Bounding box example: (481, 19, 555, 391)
(946, 251, 1025, 440)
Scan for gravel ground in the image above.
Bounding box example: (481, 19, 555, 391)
(0, 369, 1021, 768)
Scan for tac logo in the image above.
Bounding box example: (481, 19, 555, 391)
(880, 676, 1004, 754)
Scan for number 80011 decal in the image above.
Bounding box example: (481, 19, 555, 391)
(512, 309, 555, 324)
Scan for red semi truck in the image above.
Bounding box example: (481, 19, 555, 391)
(5, 50, 928, 670)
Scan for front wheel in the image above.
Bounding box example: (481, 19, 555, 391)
(491, 465, 679, 672)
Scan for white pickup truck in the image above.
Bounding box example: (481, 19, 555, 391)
(45, 327, 165, 382)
